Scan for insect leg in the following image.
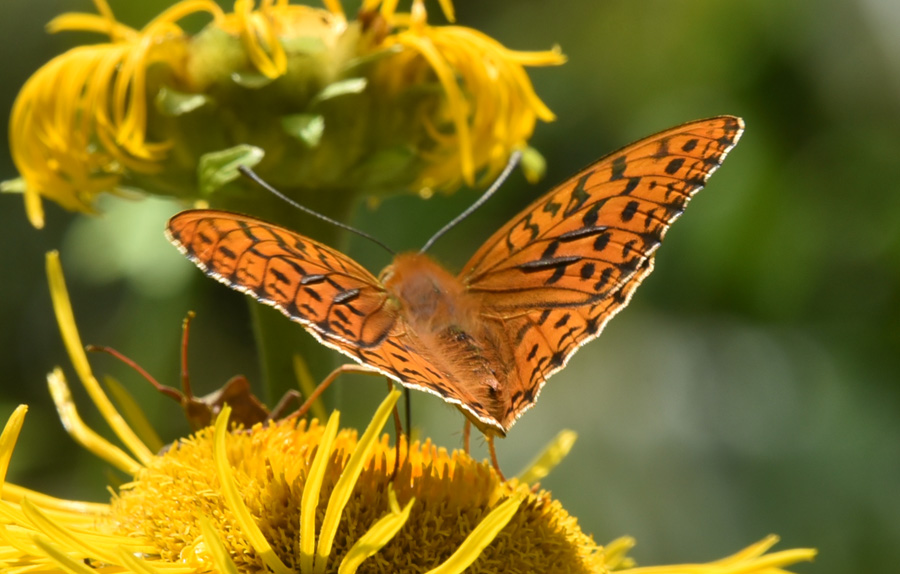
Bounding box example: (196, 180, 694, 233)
(487, 435, 506, 481)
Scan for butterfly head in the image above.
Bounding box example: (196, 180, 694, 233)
(381, 253, 471, 323)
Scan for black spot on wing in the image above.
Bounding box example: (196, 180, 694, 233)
(333, 308, 350, 325)
(594, 232, 611, 252)
(581, 202, 602, 227)
(618, 256, 640, 275)
(545, 264, 568, 286)
(665, 157, 685, 175)
(621, 201, 639, 222)
(593, 267, 614, 292)
(563, 173, 592, 216)
(218, 244, 237, 261)
(610, 156, 627, 181)
(543, 199, 561, 217)
(196, 230, 216, 248)
(549, 351, 565, 368)
(514, 322, 533, 345)
(541, 240, 560, 260)
(580, 262, 595, 280)
(623, 177, 641, 195)
(270, 267, 289, 285)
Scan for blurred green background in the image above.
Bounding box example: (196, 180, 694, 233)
(1, 0, 898, 572)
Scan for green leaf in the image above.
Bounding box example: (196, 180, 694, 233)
(520, 145, 547, 184)
(155, 87, 209, 116)
(281, 114, 325, 147)
(0, 177, 26, 194)
(198, 145, 265, 196)
(340, 45, 403, 76)
(312, 77, 367, 104)
(231, 70, 275, 88)
(281, 36, 326, 54)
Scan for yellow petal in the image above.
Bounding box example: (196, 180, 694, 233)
(46, 252, 154, 466)
(301, 410, 341, 572)
(46, 369, 142, 475)
(199, 517, 241, 574)
(315, 389, 401, 573)
(213, 406, 292, 574)
(0, 406, 28, 487)
(338, 488, 415, 574)
(517, 429, 577, 484)
(424, 494, 524, 574)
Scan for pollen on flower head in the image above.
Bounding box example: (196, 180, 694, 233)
(111, 415, 606, 573)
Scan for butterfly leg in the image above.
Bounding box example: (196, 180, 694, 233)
(289, 364, 381, 420)
(385, 380, 404, 480)
(267, 390, 302, 420)
(486, 435, 506, 481)
(462, 419, 472, 454)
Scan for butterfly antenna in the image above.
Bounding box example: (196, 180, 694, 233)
(419, 150, 522, 254)
(238, 165, 396, 256)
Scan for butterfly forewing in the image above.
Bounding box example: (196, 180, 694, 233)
(463, 116, 744, 428)
(462, 116, 743, 305)
(166, 211, 395, 348)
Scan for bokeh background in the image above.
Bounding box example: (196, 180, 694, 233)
(2, 1, 898, 572)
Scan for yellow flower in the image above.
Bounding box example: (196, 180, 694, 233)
(0, 250, 817, 573)
(5, 0, 564, 229)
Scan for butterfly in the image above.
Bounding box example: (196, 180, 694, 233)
(167, 116, 744, 438)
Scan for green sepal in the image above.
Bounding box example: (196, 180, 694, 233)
(281, 114, 325, 147)
(198, 145, 265, 196)
(0, 177, 26, 194)
(155, 87, 210, 116)
(231, 70, 276, 88)
(520, 145, 547, 184)
(311, 77, 367, 104)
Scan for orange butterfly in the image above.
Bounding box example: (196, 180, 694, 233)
(167, 116, 743, 438)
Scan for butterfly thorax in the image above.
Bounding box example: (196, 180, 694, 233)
(381, 252, 512, 435)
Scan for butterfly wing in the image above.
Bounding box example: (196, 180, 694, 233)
(461, 116, 745, 430)
(166, 211, 479, 418)
(166, 210, 397, 350)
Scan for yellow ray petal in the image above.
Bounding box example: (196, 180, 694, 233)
(46, 251, 154, 466)
(424, 493, 524, 574)
(315, 390, 401, 573)
(199, 517, 241, 574)
(213, 406, 292, 574)
(300, 411, 341, 572)
(338, 487, 414, 574)
(47, 369, 142, 476)
(517, 429, 577, 484)
(0, 406, 28, 487)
